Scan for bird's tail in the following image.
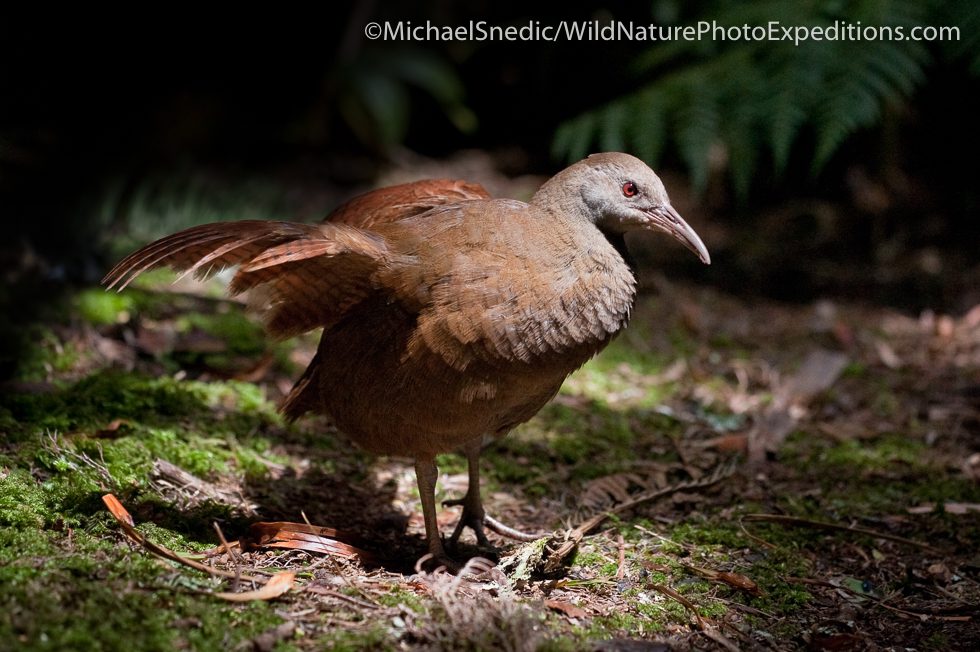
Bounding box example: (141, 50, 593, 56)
(102, 219, 393, 338)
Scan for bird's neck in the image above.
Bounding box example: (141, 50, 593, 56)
(597, 228, 636, 272)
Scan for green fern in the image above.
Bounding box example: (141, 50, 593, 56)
(553, 0, 975, 198)
(338, 48, 476, 149)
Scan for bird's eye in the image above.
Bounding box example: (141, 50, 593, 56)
(622, 181, 639, 197)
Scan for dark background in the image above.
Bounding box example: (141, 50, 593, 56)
(2, 2, 979, 377)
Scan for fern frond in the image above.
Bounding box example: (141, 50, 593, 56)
(552, 0, 973, 198)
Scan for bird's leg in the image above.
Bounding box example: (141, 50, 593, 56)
(444, 439, 545, 547)
(414, 456, 458, 571)
(444, 439, 491, 549)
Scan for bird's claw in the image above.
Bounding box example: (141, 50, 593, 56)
(415, 551, 463, 574)
(446, 499, 493, 549)
(443, 495, 542, 548)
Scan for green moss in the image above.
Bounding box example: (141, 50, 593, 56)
(669, 521, 747, 550)
(75, 289, 138, 326)
(588, 610, 666, 638)
(375, 586, 426, 612)
(0, 470, 49, 528)
(2, 371, 280, 442)
(0, 525, 288, 652)
(12, 327, 83, 382)
(817, 434, 926, 472)
(924, 631, 949, 651)
(310, 625, 395, 651)
(842, 361, 867, 378)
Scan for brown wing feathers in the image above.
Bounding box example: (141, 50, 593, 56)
(101, 180, 489, 341)
(102, 221, 322, 290)
(329, 179, 489, 228)
(102, 219, 392, 339)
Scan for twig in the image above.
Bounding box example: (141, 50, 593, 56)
(545, 459, 737, 569)
(650, 583, 706, 629)
(649, 583, 739, 652)
(304, 585, 380, 610)
(615, 534, 626, 580)
(102, 494, 270, 584)
(742, 513, 940, 553)
(737, 516, 777, 550)
(484, 514, 543, 542)
(213, 521, 241, 593)
(785, 576, 975, 621)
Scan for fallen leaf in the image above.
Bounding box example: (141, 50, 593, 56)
(103, 493, 135, 527)
(874, 340, 902, 369)
(213, 571, 295, 602)
(926, 562, 951, 582)
(698, 433, 748, 453)
(545, 599, 587, 619)
(964, 303, 980, 328)
(907, 502, 980, 515)
(95, 419, 132, 438)
(943, 502, 980, 515)
(246, 521, 377, 564)
(102, 494, 265, 582)
(906, 503, 936, 514)
(715, 571, 764, 596)
(750, 349, 848, 462)
(809, 632, 865, 651)
(683, 564, 762, 596)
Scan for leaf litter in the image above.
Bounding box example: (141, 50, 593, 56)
(5, 278, 980, 649)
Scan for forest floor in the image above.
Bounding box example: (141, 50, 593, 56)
(2, 268, 978, 652)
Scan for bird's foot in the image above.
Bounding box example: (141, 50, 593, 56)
(414, 551, 497, 577)
(415, 550, 463, 574)
(442, 497, 543, 548)
(442, 496, 493, 549)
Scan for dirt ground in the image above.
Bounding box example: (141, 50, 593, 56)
(1, 272, 979, 650)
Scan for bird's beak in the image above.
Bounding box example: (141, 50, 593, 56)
(645, 204, 711, 265)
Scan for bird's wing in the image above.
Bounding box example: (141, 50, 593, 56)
(377, 200, 635, 372)
(102, 219, 399, 339)
(327, 179, 491, 228)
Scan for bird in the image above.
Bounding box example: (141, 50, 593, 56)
(103, 152, 710, 569)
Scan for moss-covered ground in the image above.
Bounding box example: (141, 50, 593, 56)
(2, 278, 978, 650)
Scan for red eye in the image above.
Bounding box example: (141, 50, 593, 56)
(622, 181, 638, 197)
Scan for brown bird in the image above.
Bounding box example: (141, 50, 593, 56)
(103, 152, 710, 568)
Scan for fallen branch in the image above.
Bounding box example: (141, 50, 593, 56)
(541, 459, 737, 574)
(103, 494, 268, 583)
(649, 583, 739, 652)
(786, 576, 975, 621)
(741, 513, 941, 553)
(103, 494, 297, 601)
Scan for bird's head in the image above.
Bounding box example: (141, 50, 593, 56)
(534, 152, 711, 265)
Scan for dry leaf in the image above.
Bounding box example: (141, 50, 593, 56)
(213, 572, 295, 602)
(749, 349, 848, 462)
(907, 502, 980, 515)
(875, 340, 902, 369)
(698, 433, 748, 453)
(103, 493, 136, 527)
(102, 494, 264, 582)
(684, 564, 762, 596)
(943, 502, 980, 515)
(246, 521, 377, 564)
(780, 349, 849, 404)
(95, 419, 132, 438)
(545, 599, 587, 619)
(715, 571, 763, 596)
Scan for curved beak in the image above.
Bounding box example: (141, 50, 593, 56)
(646, 204, 711, 265)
